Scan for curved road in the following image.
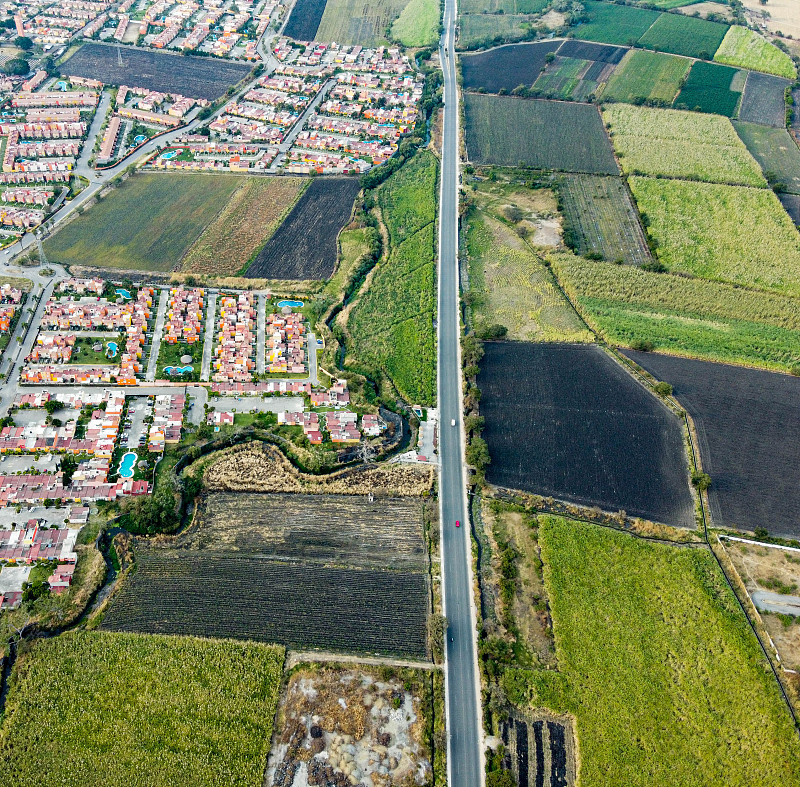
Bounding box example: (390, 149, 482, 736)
(438, 2, 484, 785)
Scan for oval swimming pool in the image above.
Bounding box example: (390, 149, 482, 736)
(118, 451, 137, 479)
(276, 300, 304, 308)
(164, 365, 193, 375)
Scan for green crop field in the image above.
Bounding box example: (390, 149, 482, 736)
(316, 0, 410, 46)
(714, 25, 796, 78)
(0, 631, 284, 787)
(734, 122, 800, 195)
(604, 104, 766, 186)
(533, 57, 592, 100)
(346, 151, 438, 404)
(674, 60, 743, 116)
(390, 0, 439, 46)
(464, 194, 591, 342)
(457, 14, 535, 48)
(573, 1, 660, 46)
(459, 0, 547, 12)
(556, 174, 651, 265)
(601, 49, 691, 104)
(464, 94, 619, 174)
(44, 173, 242, 272)
(630, 176, 800, 295)
(637, 12, 729, 59)
(504, 517, 800, 787)
(550, 252, 800, 370)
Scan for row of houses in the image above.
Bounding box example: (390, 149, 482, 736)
(211, 379, 311, 395)
(164, 286, 204, 344)
(0, 522, 77, 565)
(212, 291, 255, 383)
(147, 393, 184, 453)
(11, 91, 99, 109)
(278, 408, 382, 443)
(1, 188, 54, 206)
(0, 121, 86, 138)
(267, 310, 306, 374)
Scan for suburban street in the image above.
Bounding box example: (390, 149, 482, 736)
(437, 2, 484, 784)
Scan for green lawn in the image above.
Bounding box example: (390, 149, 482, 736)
(630, 176, 800, 295)
(69, 335, 124, 365)
(603, 104, 766, 186)
(44, 173, 242, 271)
(158, 339, 203, 381)
(0, 632, 285, 787)
(601, 49, 691, 104)
(714, 25, 796, 78)
(504, 517, 800, 787)
(573, 1, 660, 46)
(550, 252, 800, 371)
(734, 121, 800, 195)
(637, 11, 729, 58)
(347, 151, 438, 405)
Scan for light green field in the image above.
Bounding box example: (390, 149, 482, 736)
(457, 13, 535, 48)
(346, 151, 438, 404)
(504, 517, 800, 787)
(550, 251, 800, 370)
(630, 176, 800, 295)
(316, 0, 409, 46)
(0, 632, 285, 787)
(714, 25, 796, 78)
(44, 173, 242, 271)
(601, 49, 691, 104)
(391, 0, 439, 45)
(465, 197, 591, 342)
(604, 104, 767, 187)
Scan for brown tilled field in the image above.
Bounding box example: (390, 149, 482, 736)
(202, 442, 434, 496)
(266, 665, 434, 787)
(187, 492, 427, 571)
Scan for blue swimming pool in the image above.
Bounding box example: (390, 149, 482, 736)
(116, 288, 131, 299)
(133, 134, 147, 144)
(160, 149, 180, 160)
(276, 300, 304, 308)
(118, 451, 136, 479)
(106, 341, 118, 358)
(164, 365, 193, 376)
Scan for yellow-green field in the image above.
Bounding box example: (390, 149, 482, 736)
(714, 25, 796, 78)
(603, 104, 766, 186)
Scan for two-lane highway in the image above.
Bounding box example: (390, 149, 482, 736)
(438, 1, 484, 784)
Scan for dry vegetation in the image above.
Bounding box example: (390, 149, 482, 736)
(180, 177, 307, 276)
(202, 442, 434, 496)
(266, 664, 434, 787)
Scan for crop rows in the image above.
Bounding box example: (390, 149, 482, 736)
(713, 25, 796, 79)
(461, 41, 563, 93)
(733, 122, 800, 195)
(246, 177, 360, 280)
(61, 43, 251, 101)
(463, 94, 618, 174)
(602, 49, 690, 105)
(623, 352, 800, 538)
(737, 72, 791, 128)
(191, 492, 427, 571)
(557, 174, 650, 265)
(674, 60, 743, 117)
(103, 553, 429, 657)
(477, 341, 694, 526)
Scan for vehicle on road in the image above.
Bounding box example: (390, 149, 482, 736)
(451, 419, 455, 426)
(456, 520, 460, 527)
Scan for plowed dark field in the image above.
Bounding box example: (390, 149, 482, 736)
(557, 39, 627, 63)
(102, 491, 430, 656)
(283, 0, 327, 41)
(738, 72, 790, 128)
(461, 40, 563, 93)
(623, 351, 800, 538)
(246, 177, 360, 279)
(102, 553, 429, 657)
(60, 43, 252, 101)
(478, 342, 693, 525)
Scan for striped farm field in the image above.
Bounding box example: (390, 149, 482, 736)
(603, 104, 766, 186)
(601, 49, 691, 104)
(630, 176, 800, 295)
(714, 25, 796, 78)
(637, 11, 729, 58)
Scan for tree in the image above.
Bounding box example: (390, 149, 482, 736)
(653, 381, 673, 397)
(3, 57, 29, 76)
(43, 399, 63, 415)
(691, 471, 712, 491)
(14, 36, 33, 51)
(466, 436, 490, 470)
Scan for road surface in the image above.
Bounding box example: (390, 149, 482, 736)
(437, 1, 484, 785)
(752, 590, 800, 617)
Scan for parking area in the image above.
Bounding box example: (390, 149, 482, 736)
(118, 396, 153, 451)
(0, 454, 59, 474)
(210, 396, 305, 414)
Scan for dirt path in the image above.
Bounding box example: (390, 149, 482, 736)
(285, 650, 437, 671)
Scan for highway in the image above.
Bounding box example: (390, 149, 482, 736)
(438, 1, 484, 785)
